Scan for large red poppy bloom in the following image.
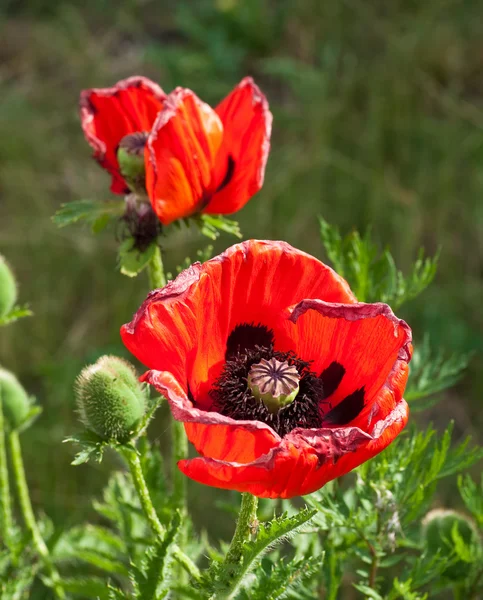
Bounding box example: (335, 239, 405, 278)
(121, 241, 412, 498)
(80, 77, 271, 225)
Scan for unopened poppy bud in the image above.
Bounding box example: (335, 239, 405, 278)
(248, 357, 300, 414)
(117, 132, 148, 194)
(0, 368, 30, 431)
(0, 255, 17, 318)
(75, 356, 145, 443)
(422, 509, 481, 580)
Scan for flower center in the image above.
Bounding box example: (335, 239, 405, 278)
(247, 357, 300, 414)
(210, 341, 326, 437)
(117, 132, 149, 195)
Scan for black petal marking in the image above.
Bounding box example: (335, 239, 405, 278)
(225, 323, 274, 360)
(322, 388, 365, 426)
(215, 154, 236, 193)
(319, 361, 345, 398)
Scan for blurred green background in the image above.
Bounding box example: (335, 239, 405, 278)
(1, 0, 482, 532)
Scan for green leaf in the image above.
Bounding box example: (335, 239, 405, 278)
(0, 304, 33, 327)
(319, 217, 438, 306)
(133, 511, 181, 600)
(118, 240, 156, 277)
(52, 199, 124, 231)
(405, 335, 472, 408)
(62, 577, 112, 599)
(194, 214, 242, 240)
(458, 474, 483, 528)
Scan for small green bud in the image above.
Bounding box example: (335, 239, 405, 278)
(75, 356, 145, 443)
(422, 508, 481, 580)
(0, 255, 17, 318)
(117, 132, 148, 194)
(248, 357, 300, 414)
(0, 367, 31, 431)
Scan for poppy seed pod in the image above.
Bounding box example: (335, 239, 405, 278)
(0, 368, 31, 431)
(422, 509, 481, 580)
(0, 255, 17, 318)
(75, 356, 146, 443)
(117, 132, 148, 194)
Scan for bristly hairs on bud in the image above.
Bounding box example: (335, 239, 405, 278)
(0, 255, 18, 319)
(75, 355, 146, 443)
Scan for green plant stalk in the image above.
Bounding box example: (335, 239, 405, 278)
(8, 431, 65, 599)
(147, 246, 187, 515)
(212, 493, 259, 598)
(121, 448, 200, 581)
(0, 401, 13, 548)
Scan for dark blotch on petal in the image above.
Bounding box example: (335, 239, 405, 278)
(323, 387, 365, 426)
(215, 154, 236, 193)
(225, 323, 274, 360)
(319, 361, 345, 398)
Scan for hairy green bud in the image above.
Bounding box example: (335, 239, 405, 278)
(422, 508, 481, 580)
(0, 255, 17, 318)
(75, 356, 145, 442)
(0, 367, 31, 431)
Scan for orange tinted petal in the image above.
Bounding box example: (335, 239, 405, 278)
(80, 76, 166, 194)
(204, 77, 272, 214)
(286, 300, 412, 429)
(178, 400, 409, 498)
(145, 88, 223, 225)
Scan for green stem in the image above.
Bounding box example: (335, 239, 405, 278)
(146, 246, 187, 515)
(0, 401, 13, 548)
(211, 493, 258, 598)
(122, 447, 165, 539)
(147, 244, 167, 289)
(8, 431, 65, 599)
(121, 447, 198, 580)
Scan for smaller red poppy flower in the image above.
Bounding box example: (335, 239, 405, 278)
(121, 241, 412, 499)
(80, 77, 272, 226)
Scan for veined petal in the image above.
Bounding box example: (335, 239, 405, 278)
(80, 76, 166, 194)
(145, 88, 223, 225)
(204, 77, 272, 214)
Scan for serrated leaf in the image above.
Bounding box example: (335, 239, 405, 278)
(195, 214, 242, 240)
(118, 240, 156, 277)
(52, 200, 124, 230)
(405, 335, 472, 408)
(458, 474, 483, 528)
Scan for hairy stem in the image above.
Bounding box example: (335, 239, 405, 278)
(122, 447, 165, 539)
(147, 244, 167, 289)
(9, 431, 65, 599)
(147, 246, 187, 515)
(211, 493, 259, 598)
(121, 447, 197, 579)
(0, 402, 13, 549)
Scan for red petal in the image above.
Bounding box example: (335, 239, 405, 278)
(145, 88, 223, 225)
(142, 370, 280, 463)
(178, 400, 409, 498)
(80, 76, 166, 194)
(204, 77, 272, 214)
(121, 240, 355, 409)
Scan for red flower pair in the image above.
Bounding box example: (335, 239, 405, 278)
(121, 241, 412, 499)
(80, 77, 272, 225)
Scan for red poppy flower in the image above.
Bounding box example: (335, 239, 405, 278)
(80, 77, 272, 225)
(121, 241, 412, 499)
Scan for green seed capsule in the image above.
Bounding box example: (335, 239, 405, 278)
(75, 356, 146, 443)
(422, 508, 481, 581)
(0, 256, 17, 319)
(0, 368, 31, 431)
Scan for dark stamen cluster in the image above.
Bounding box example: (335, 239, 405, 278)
(211, 345, 328, 437)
